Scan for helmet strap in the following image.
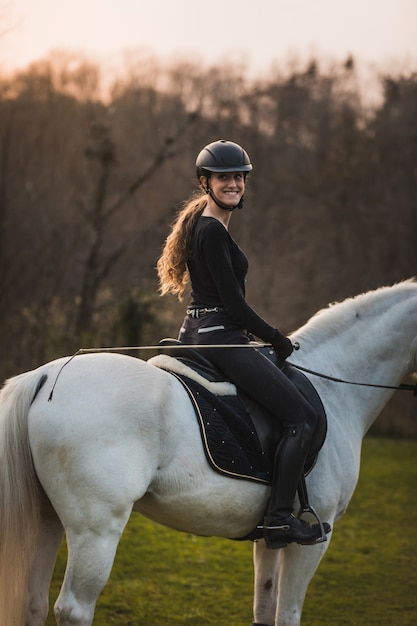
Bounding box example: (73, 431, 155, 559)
(204, 176, 244, 211)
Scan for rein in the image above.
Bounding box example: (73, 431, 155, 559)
(290, 363, 417, 396)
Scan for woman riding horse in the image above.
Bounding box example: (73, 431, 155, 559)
(156, 139, 331, 548)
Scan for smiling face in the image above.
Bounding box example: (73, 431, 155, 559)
(203, 171, 246, 209)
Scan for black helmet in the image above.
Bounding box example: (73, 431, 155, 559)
(196, 140, 253, 179)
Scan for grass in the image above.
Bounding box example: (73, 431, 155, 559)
(46, 437, 417, 625)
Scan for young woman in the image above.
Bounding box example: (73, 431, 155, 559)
(157, 140, 330, 548)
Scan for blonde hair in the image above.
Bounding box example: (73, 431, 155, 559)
(157, 191, 207, 300)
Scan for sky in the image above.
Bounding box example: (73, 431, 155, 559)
(2, 0, 417, 76)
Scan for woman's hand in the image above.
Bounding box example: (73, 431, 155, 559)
(271, 329, 294, 360)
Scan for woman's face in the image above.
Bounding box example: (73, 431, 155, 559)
(205, 172, 245, 209)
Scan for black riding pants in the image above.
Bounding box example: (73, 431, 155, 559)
(178, 312, 317, 431)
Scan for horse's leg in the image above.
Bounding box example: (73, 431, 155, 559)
(275, 540, 330, 626)
(54, 505, 132, 626)
(27, 496, 64, 626)
(252, 540, 282, 626)
(253, 538, 331, 626)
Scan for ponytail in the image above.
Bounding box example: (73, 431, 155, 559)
(157, 192, 207, 300)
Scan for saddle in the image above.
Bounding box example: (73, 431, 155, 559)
(149, 340, 328, 540)
(150, 339, 327, 471)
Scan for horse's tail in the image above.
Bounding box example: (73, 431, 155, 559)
(0, 369, 46, 626)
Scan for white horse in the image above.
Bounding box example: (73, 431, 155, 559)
(0, 281, 416, 626)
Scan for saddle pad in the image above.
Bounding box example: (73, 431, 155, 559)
(171, 372, 272, 484)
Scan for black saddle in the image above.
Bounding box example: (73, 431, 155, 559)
(158, 339, 327, 475)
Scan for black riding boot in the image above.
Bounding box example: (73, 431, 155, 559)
(263, 423, 330, 549)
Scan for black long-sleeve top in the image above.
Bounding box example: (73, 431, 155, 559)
(187, 216, 276, 342)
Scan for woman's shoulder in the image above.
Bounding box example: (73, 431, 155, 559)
(197, 216, 229, 236)
(195, 216, 232, 246)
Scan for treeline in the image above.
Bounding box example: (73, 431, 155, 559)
(0, 52, 416, 435)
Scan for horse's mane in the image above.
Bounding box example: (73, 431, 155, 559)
(294, 279, 417, 348)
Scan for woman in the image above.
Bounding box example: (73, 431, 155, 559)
(157, 140, 330, 548)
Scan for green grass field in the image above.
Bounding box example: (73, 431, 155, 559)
(47, 437, 417, 625)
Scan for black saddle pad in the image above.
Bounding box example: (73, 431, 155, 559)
(171, 372, 273, 484)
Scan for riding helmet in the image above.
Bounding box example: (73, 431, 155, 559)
(195, 140, 253, 179)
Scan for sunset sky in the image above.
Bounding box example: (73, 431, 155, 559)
(2, 0, 417, 75)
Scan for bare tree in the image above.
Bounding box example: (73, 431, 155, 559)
(74, 111, 197, 337)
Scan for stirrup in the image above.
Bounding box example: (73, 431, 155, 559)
(297, 476, 328, 544)
(296, 503, 328, 544)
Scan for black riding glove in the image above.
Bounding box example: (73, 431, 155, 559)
(271, 329, 293, 361)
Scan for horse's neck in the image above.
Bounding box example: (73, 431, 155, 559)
(347, 296, 416, 381)
(299, 289, 417, 437)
